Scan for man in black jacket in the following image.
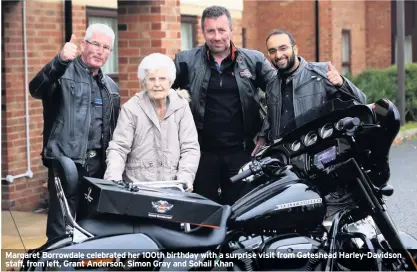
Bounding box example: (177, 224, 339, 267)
(172, 6, 277, 205)
(29, 23, 120, 242)
(263, 29, 366, 141)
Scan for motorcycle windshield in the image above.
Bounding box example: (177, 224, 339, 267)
(280, 98, 358, 137)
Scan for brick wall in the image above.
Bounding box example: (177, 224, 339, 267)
(2, 0, 64, 211)
(118, 0, 181, 104)
(241, 0, 258, 50)
(318, 0, 333, 64)
(331, 0, 367, 75)
(243, 0, 392, 75)
(72, 5, 87, 50)
(243, 0, 316, 61)
(365, 0, 392, 69)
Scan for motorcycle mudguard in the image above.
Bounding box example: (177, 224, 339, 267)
(35, 233, 160, 265)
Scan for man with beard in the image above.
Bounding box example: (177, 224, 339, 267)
(263, 29, 366, 141)
(172, 6, 276, 205)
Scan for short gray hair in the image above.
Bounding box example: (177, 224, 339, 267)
(137, 53, 176, 86)
(84, 23, 115, 48)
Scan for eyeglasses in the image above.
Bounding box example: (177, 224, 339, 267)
(267, 45, 292, 56)
(85, 40, 112, 52)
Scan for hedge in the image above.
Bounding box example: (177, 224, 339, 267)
(347, 63, 417, 121)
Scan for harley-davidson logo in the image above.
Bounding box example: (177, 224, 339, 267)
(274, 198, 322, 211)
(84, 187, 93, 202)
(151, 200, 173, 214)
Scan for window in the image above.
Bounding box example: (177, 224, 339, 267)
(86, 7, 118, 78)
(181, 15, 196, 51)
(395, 35, 413, 64)
(341, 29, 351, 76)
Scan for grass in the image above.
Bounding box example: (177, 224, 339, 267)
(400, 121, 417, 133)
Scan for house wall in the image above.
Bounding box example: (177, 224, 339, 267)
(1, 0, 397, 211)
(242, 0, 392, 75)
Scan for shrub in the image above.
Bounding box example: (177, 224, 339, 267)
(348, 63, 417, 121)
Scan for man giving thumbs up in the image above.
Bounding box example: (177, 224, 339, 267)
(262, 29, 366, 141)
(327, 61, 344, 87)
(29, 24, 120, 242)
(59, 34, 78, 62)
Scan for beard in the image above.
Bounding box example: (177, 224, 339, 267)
(273, 49, 296, 73)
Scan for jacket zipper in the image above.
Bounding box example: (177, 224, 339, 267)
(219, 70, 223, 87)
(276, 89, 281, 139)
(70, 84, 75, 139)
(83, 75, 93, 167)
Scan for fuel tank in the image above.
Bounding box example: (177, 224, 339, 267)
(230, 167, 326, 232)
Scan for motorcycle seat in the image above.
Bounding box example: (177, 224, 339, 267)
(77, 205, 231, 250)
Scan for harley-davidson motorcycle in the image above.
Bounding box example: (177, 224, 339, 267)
(20, 98, 417, 271)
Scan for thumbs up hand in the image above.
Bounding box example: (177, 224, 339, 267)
(59, 34, 78, 62)
(326, 61, 344, 87)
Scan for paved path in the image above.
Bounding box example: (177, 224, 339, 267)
(385, 136, 417, 238)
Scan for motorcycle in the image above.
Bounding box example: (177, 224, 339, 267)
(20, 98, 417, 271)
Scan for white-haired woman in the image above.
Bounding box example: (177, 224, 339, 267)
(104, 53, 200, 191)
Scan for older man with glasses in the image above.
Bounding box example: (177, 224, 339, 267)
(29, 23, 120, 242)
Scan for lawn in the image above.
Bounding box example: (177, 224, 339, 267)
(400, 121, 417, 133)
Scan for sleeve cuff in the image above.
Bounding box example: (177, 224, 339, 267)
(57, 53, 70, 66)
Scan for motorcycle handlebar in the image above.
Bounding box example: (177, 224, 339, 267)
(230, 168, 253, 183)
(336, 117, 360, 131)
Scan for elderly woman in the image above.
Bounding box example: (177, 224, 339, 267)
(103, 53, 200, 191)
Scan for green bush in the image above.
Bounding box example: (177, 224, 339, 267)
(347, 63, 417, 121)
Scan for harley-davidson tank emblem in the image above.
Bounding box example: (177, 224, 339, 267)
(151, 200, 173, 213)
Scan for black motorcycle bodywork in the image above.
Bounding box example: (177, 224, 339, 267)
(20, 98, 417, 271)
(230, 174, 326, 233)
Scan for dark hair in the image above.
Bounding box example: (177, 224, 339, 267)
(265, 29, 296, 46)
(201, 5, 233, 31)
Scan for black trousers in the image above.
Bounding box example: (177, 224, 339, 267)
(193, 148, 252, 205)
(46, 152, 104, 242)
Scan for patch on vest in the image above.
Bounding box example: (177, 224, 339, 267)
(239, 69, 253, 79)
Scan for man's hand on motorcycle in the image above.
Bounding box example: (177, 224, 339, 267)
(252, 136, 266, 156)
(327, 61, 344, 87)
(59, 34, 78, 62)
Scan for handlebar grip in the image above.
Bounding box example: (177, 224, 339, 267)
(230, 169, 253, 183)
(337, 117, 360, 131)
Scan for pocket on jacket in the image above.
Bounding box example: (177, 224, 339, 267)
(294, 92, 324, 115)
(48, 119, 64, 142)
(168, 160, 179, 180)
(294, 76, 324, 97)
(126, 160, 157, 181)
